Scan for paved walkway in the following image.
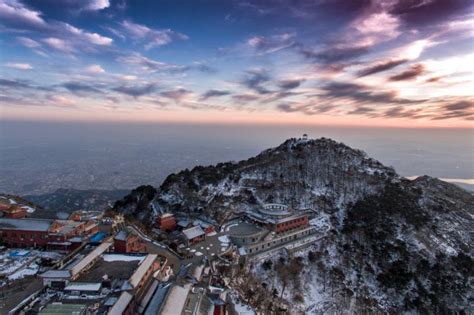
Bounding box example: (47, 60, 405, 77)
(182, 232, 232, 265)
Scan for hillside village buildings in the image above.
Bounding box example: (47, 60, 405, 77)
(0, 218, 98, 250)
(1, 201, 324, 314)
(25, 241, 163, 314)
(114, 230, 147, 253)
(228, 203, 316, 256)
(156, 213, 177, 231)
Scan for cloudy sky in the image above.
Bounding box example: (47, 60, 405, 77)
(0, 0, 473, 127)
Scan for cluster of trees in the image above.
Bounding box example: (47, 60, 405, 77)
(340, 182, 473, 313)
(230, 263, 289, 313)
(112, 185, 157, 220)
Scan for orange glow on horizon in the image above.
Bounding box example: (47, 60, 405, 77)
(1, 105, 473, 129)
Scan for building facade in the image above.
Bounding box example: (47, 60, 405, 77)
(1, 205, 28, 219)
(0, 218, 96, 250)
(114, 230, 147, 253)
(156, 213, 177, 232)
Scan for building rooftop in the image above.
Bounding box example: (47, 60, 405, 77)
(70, 242, 112, 277)
(64, 282, 102, 292)
(182, 226, 205, 240)
(108, 291, 133, 315)
(76, 257, 140, 283)
(114, 230, 129, 241)
(227, 221, 264, 236)
(159, 283, 191, 315)
(247, 211, 306, 225)
(40, 270, 71, 279)
(39, 303, 86, 315)
(177, 220, 191, 227)
(49, 220, 83, 235)
(144, 282, 172, 315)
(129, 254, 157, 288)
(0, 218, 53, 232)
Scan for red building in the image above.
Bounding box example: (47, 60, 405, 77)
(0, 218, 54, 248)
(156, 213, 177, 232)
(0, 218, 96, 250)
(69, 210, 103, 222)
(1, 205, 28, 219)
(114, 230, 147, 253)
(205, 226, 215, 235)
(274, 214, 309, 234)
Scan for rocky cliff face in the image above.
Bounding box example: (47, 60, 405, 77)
(113, 137, 474, 313)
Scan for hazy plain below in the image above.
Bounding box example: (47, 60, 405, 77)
(1, 121, 473, 195)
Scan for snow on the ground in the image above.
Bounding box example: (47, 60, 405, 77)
(11, 249, 30, 256)
(23, 205, 36, 213)
(9, 199, 17, 204)
(8, 262, 39, 280)
(224, 223, 238, 232)
(217, 234, 231, 252)
(218, 235, 230, 243)
(229, 292, 255, 315)
(207, 231, 217, 236)
(309, 213, 331, 231)
(103, 254, 145, 262)
(36, 251, 63, 260)
(195, 251, 203, 256)
(0, 249, 64, 281)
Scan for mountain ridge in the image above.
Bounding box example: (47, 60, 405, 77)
(112, 137, 473, 313)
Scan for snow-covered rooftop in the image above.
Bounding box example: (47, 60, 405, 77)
(109, 291, 133, 315)
(0, 218, 53, 231)
(160, 283, 191, 315)
(182, 226, 205, 240)
(64, 282, 102, 292)
(103, 254, 146, 263)
(70, 242, 112, 277)
(129, 254, 157, 288)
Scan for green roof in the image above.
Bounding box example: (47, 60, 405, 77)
(39, 303, 86, 315)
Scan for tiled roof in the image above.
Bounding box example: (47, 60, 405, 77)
(39, 270, 71, 278)
(114, 230, 129, 241)
(64, 282, 102, 292)
(129, 254, 157, 288)
(108, 291, 133, 315)
(0, 218, 53, 231)
(182, 226, 205, 240)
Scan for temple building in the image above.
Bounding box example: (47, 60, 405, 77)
(246, 204, 309, 233)
(156, 213, 177, 232)
(114, 230, 147, 253)
(0, 218, 97, 250)
(227, 204, 316, 256)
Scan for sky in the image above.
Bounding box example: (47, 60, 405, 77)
(0, 0, 473, 127)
